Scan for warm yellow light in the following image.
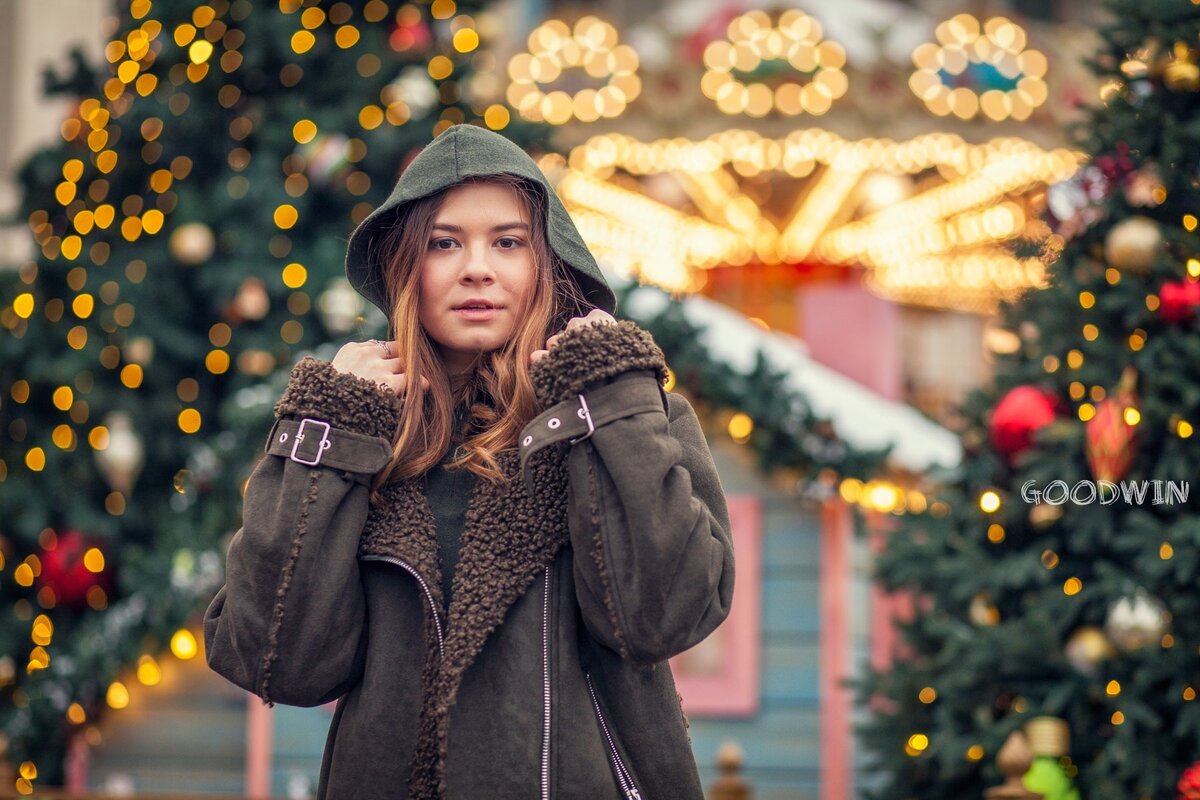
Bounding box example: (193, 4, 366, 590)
(1123, 407, 1141, 426)
(1078, 403, 1096, 422)
(484, 104, 510, 130)
(1185, 686, 1197, 701)
(918, 687, 937, 703)
(1178, 420, 1194, 439)
(282, 262, 308, 288)
(987, 523, 1005, 543)
(89, 426, 110, 449)
(300, 6, 325, 28)
(107, 681, 130, 709)
(206, 349, 231, 374)
(293, 119, 317, 144)
(1063, 576, 1082, 596)
(137, 654, 162, 686)
(453, 28, 479, 53)
(72, 293, 95, 319)
(1106, 679, 1121, 696)
(358, 105, 383, 130)
(979, 490, 1001, 513)
(13, 292, 35, 318)
(1111, 710, 1124, 725)
(906, 733, 929, 754)
(428, 55, 454, 80)
(178, 408, 202, 434)
(120, 363, 144, 389)
(335, 25, 360, 48)
(14, 562, 35, 586)
(291, 30, 315, 54)
(142, 209, 164, 235)
(171, 628, 198, 659)
(274, 204, 299, 229)
(52, 425, 75, 450)
(53, 386, 74, 411)
(188, 40, 213, 64)
(67, 703, 86, 724)
(31, 615, 53, 646)
(84, 548, 105, 573)
(966, 745, 984, 762)
(727, 412, 753, 442)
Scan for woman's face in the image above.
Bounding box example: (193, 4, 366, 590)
(418, 182, 537, 377)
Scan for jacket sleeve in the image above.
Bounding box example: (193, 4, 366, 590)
(530, 319, 735, 664)
(203, 356, 402, 707)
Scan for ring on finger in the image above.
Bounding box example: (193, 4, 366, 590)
(372, 338, 393, 358)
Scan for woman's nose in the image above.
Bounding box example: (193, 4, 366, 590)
(461, 246, 496, 281)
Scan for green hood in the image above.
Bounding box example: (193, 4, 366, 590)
(344, 124, 616, 331)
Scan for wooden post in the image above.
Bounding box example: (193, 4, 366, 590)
(984, 730, 1043, 800)
(709, 740, 751, 800)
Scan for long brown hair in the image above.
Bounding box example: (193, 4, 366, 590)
(368, 173, 590, 502)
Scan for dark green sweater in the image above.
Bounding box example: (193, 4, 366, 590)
(422, 405, 477, 610)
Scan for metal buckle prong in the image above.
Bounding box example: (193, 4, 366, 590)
(290, 418, 332, 466)
(568, 394, 594, 445)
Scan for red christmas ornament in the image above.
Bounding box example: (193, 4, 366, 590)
(38, 529, 112, 608)
(989, 386, 1059, 460)
(1177, 761, 1200, 800)
(1158, 280, 1200, 323)
(1086, 367, 1140, 484)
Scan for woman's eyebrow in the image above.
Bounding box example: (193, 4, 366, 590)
(431, 222, 529, 232)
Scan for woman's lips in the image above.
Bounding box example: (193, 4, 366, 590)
(452, 307, 503, 321)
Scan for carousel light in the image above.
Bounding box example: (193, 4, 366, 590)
(910, 14, 1047, 121)
(555, 129, 1080, 309)
(506, 16, 640, 124)
(701, 9, 848, 118)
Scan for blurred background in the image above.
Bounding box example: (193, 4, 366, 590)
(2, 0, 1198, 798)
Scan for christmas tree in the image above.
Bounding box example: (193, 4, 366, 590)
(859, 1, 1200, 798)
(0, 0, 532, 789)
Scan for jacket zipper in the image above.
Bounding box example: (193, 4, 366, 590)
(541, 564, 552, 800)
(359, 554, 445, 658)
(585, 672, 643, 800)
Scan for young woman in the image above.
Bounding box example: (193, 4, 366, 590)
(204, 124, 735, 800)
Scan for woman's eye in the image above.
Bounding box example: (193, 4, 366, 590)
(430, 238, 455, 250)
(497, 237, 522, 249)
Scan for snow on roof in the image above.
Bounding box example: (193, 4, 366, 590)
(620, 283, 963, 472)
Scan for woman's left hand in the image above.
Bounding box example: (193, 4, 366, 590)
(530, 309, 616, 364)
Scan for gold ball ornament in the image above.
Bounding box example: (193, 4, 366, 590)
(1063, 625, 1116, 676)
(1164, 58, 1200, 92)
(1104, 215, 1162, 274)
(169, 222, 216, 265)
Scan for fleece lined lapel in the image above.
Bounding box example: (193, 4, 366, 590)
(358, 445, 571, 798)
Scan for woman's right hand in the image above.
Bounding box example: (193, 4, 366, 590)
(330, 340, 429, 397)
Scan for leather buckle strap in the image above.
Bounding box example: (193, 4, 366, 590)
(518, 372, 666, 495)
(265, 417, 394, 483)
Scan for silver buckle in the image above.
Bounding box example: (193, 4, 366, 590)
(568, 394, 594, 445)
(290, 418, 332, 466)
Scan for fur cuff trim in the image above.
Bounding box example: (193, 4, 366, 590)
(530, 319, 668, 407)
(273, 356, 402, 441)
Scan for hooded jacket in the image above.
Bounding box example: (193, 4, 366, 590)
(204, 124, 735, 800)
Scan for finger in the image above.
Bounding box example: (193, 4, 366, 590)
(546, 333, 564, 349)
(530, 348, 548, 363)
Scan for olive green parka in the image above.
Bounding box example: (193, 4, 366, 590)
(203, 124, 735, 800)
